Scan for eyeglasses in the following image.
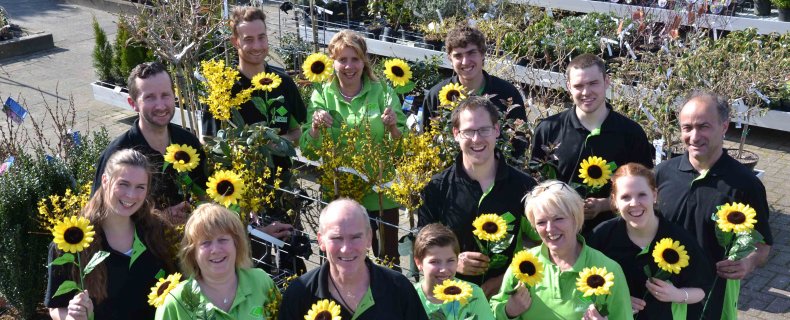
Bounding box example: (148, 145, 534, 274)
(527, 181, 570, 199)
(458, 126, 495, 139)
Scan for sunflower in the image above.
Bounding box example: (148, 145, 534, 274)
(433, 279, 473, 305)
(578, 156, 612, 188)
(576, 266, 615, 297)
(251, 72, 283, 92)
(383, 59, 412, 87)
(163, 144, 200, 173)
(206, 170, 246, 207)
(52, 216, 95, 253)
(302, 53, 334, 83)
(471, 214, 508, 242)
(715, 202, 757, 233)
(147, 272, 182, 308)
(304, 299, 342, 320)
(438, 83, 467, 107)
(652, 238, 690, 274)
(511, 250, 544, 286)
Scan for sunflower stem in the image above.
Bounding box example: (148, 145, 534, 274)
(77, 252, 85, 291)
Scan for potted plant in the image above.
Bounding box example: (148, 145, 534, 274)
(771, 0, 790, 21)
(755, 0, 773, 16)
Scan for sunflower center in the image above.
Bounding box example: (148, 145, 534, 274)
(156, 281, 171, 296)
(63, 227, 85, 245)
(586, 165, 603, 179)
(174, 151, 190, 163)
(310, 62, 326, 75)
(519, 261, 536, 276)
(259, 78, 274, 86)
(482, 222, 499, 234)
(586, 275, 605, 288)
(314, 311, 332, 320)
(216, 180, 235, 196)
(391, 66, 405, 77)
(447, 90, 460, 102)
(662, 249, 680, 264)
(726, 211, 746, 224)
(443, 286, 462, 295)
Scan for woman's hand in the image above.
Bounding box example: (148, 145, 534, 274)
(66, 290, 93, 320)
(310, 110, 333, 138)
(582, 304, 607, 320)
(630, 296, 646, 314)
(504, 282, 531, 318)
(381, 107, 401, 138)
(646, 278, 682, 303)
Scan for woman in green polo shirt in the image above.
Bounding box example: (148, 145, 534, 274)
(301, 29, 407, 262)
(413, 223, 495, 319)
(155, 203, 277, 320)
(490, 180, 633, 320)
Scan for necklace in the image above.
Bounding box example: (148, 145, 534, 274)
(329, 274, 356, 313)
(339, 87, 361, 100)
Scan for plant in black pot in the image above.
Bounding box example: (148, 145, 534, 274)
(754, 0, 773, 16)
(771, 0, 790, 20)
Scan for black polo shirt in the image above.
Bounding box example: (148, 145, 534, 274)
(92, 119, 209, 210)
(417, 152, 539, 284)
(44, 228, 168, 320)
(588, 215, 714, 320)
(531, 104, 654, 233)
(278, 258, 428, 320)
(422, 71, 528, 157)
(655, 151, 774, 320)
(202, 64, 306, 173)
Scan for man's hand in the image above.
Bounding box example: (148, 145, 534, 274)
(584, 197, 611, 220)
(716, 255, 757, 280)
(457, 251, 489, 276)
(504, 282, 532, 318)
(258, 221, 293, 240)
(166, 201, 190, 225)
(481, 274, 504, 298)
(630, 296, 646, 314)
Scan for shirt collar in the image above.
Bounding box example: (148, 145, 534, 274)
(449, 70, 492, 92)
(453, 150, 510, 183)
(316, 257, 376, 299)
(676, 149, 729, 177)
(537, 234, 590, 273)
(569, 103, 614, 131)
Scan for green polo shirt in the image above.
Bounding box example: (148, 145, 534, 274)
(414, 278, 495, 320)
(300, 76, 407, 211)
(155, 268, 277, 320)
(491, 236, 633, 320)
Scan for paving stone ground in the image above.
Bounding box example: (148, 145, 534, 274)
(1, 0, 788, 318)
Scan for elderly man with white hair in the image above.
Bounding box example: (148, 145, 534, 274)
(279, 199, 428, 320)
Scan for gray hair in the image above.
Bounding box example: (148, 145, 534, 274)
(318, 198, 372, 234)
(679, 91, 730, 123)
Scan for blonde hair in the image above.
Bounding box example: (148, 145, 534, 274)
(327, 30, 378, 82)
(524, 180, 585, 234)
(179, 203, 252, 278)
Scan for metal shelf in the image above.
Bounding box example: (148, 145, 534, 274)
(512, 0, 789, 35)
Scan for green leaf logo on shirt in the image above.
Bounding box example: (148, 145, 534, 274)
(276, 106, 288, 116)
(250, 306, 264, 318)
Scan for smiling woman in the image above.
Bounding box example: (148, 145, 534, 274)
(45, 149, 177, 320)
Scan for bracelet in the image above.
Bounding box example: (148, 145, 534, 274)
(682, 288, 689, 303)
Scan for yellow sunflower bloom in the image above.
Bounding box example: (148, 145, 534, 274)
(511, 250, 544, 286)
(163, 144, 200, 173)
(576, 266, 615, 297)
(715, 202, 757, 233)
(433, 279, 473, 305)
(302, 53, 334, 83)
(304, 299, 342, 320)
(251, 72, 283, 92)
(471, 214, 508, 242)
(383, 58, 412, 87)
(52, 216, 95, 253)
(578, 156, 612, 188)
(652, 238, 690, 274)
(438, 83, 467, 107)
(147, 273, 182, 307)
(206, 170, 246, 207)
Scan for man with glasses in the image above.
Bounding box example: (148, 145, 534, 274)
(530, 53, 653, 235)
(421, 25, 527, 156)
(417, 96, 538, 298)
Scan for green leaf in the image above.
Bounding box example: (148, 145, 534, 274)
(428, 309, 447, 320)
(713, 223, 734, 249)
(49, 253, 75, 266)
(501, 211, 516, 224)
(51, 280, 80, 298)
(489, 253, 509, 269)
(394, 81, 416, 95)
(728, 230, 764, 260)
(84, 251, 110, 275)
(251, 96, 269, 117)
(473, 237, 487, 255)
(643, 264, 653, 278)
(328, 110, 344, 128)
(491, 234, 515, 254)
(162, 161, 171, 172)
(179, 174, 193, 186)
(606, 161, 618, 172)
(231, 108, 245, 128)
(266, 95, 285, 105)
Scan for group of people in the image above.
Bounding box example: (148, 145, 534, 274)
(42, 4, 773, 320)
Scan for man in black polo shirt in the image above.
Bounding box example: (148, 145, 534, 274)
(93, 62, 208, 223)
(417, 96, 538, 297)
(422, 25, 527, 157)
(201, 6, 306, 239)
(656, 92, 773, 320)
(530, 53, 653, 235)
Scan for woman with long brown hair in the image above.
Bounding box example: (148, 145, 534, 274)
(45, 149, 176, 320)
